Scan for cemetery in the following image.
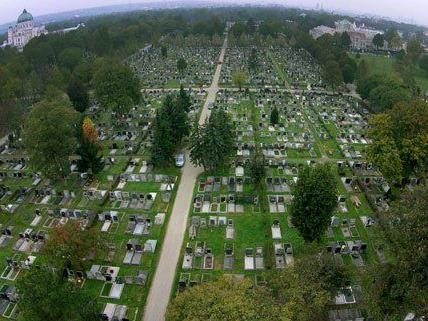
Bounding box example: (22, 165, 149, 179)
(0, 13, 422, 321)
(173, 36, 391, 320)
(0, 83, 211, 319)
(127, 46, 219, 88)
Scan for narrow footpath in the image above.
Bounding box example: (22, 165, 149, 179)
(143, 36, 227, 321)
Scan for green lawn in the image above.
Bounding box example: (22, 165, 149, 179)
(351, 53, 399, 78)
(351, 53, 428, 92)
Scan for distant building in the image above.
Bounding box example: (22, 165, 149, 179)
(6, 9, 47, 49)
(1, 9, 85, 50)
(310, 19, 404, 51)
(51, 23, 85, 35)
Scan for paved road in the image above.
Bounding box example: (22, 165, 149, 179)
(143, 37, 227, 321)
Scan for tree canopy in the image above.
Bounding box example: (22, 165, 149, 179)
(290, 164, 337, 242)
(168, 253, 350, 321)
(23, 92, 79, 179)
(17, 267, 101, 321)
(270, 107, 279, 125)
(67, 77, 89, 113)
(167, 277, 278, 321)
(151, 94, 190, 166)
(190, 108, 236, 171)
(367, 99, 428, 185)
(43, 221, 105, 271)
(372, 33, 385, 49)
(76, 117, 104, 175)
(367, 185, 428, 319)
(232, 70, 248, 91)
(94, 59, 140, 114)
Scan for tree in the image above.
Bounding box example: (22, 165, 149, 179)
(340, 32, 351, 49)
(151, 94, 190, 166)
(290, 164, 337, 242)
(419, 55, 428, 73)
(367, 99, 428, 185)
(232, 70, 248, 91)
(372, 33, 385, 49)
(0, 100, 25, 137)
(77, 117, 104, 175)
(268, 254, 350, 321)
(76, 138, 104, 175)
(82, 117, 98, 142)
(23, 92, 79, 179)
(190, 109, 235, 171)
(177, 85, 192, 113)
(367, 185, 428, 319)
(177, 57, 187, 74)
(385, 29, 402, 50)
(342, 63, 356, 84)
(94, 59, 140, 114)
(323, 60, 343, 90)
(166, 277, 278, 321)
(248, 48, 258, 71)
(17, 267, 101, 321)
(247, 151, 266, 191)
(368, 79, 412, 113)
(356, 59, 369, 84)
(161, 46, 167, 58)
(270, 107, 279, 125)
(67, 77, 89, 112)
(43, 221, 105, 271)
(406, 38, 423, 65)
(58, 47, 84, 71)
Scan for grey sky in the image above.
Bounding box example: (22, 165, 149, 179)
(1, 0, 427, 26)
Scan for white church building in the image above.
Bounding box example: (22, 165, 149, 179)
(6, 9, 48, 49)
(2, 9, 85, 50)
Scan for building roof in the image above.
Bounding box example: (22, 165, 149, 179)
(17, 9, 33, 23)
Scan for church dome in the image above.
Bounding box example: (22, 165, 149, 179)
(17, 9, 33, 23)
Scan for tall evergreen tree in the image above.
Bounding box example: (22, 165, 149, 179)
(151, 94, 190, 166)
(190, 109, 235, 171)
(270, 107, 279, 125)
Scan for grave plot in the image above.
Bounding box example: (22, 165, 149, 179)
(176, 166, 306, 293)
(253, 89, 321, 160)
(221, 47, 282, 87)
(304, 93, 371, 160)
(127, 46, 218, 88)
(0, 100, 182, 321)
(174, 48, 389, 319)
(270, 47, 325, 90)
(89, 90, 206, 161)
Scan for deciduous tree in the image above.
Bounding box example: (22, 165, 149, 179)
(290, 164, 337, 242)
(167, 277, 278, 321)
(23, 92, 79, 179)
(372, 33, 385, 49)
(17, 267, 101, 321)
(67, 77, 89, 113)
(94, 59, 140, 114)
(43, 221, 105, 271)
(232, 70, 248, 91)
(367, 99, 428, 184)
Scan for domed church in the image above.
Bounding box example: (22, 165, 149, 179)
(7, 9, 47, 49)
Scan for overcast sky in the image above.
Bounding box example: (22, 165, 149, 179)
(1, 0, 427, 26)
